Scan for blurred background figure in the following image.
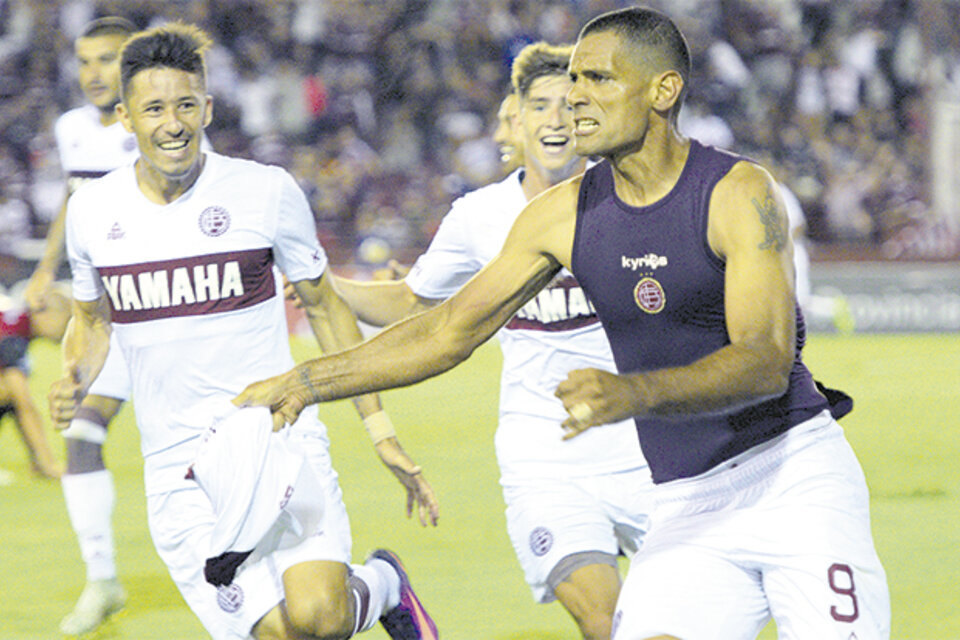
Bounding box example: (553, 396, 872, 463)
(492, 91, 523, 173)
(0, 0, 954, 282)
(25, 16, 140, 637)
(0, 281, 70, 481)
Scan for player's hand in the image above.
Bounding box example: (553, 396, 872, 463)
(233, 371, 311, 431)
(24, 269, 55, 311)
(555, 368, 642, 439)
(48, 368, 85, 429)
(374, 437, 439, 527)
(371, 259, 409, 282)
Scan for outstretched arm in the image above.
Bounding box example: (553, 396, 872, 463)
(556, 161, 798, 434)
(235, 180, 578, 423)
(242, 247, 559, 421)
(331, 275, 438, 328)
(292, 270, 439, 526)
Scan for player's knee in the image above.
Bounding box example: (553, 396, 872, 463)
(556, 587, 612, 639)
(284, 585, 353, 640)
(567, 601, 613, 640)
(552, 558, 620, 640)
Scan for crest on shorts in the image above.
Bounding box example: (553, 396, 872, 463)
(529, 526, 553, 557)
(217, 583, 244, 613)
(199, 206, 231, 237)
(633, 277, 665, 314)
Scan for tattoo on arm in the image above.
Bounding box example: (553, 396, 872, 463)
(752, 189, 787, 252)
(298, 367, 321, 402)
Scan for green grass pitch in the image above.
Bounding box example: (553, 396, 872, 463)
(1, 332, 958, 639)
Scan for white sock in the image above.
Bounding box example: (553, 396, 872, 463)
(350, 560, 400, 633)
(61, 469, 116, 582)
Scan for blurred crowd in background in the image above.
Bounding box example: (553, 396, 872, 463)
(1, 0, 960, 281)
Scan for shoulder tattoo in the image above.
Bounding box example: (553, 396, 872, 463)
(752, 188, 787, 252)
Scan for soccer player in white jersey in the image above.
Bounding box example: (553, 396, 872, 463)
(23, 17, 140, 635)
(492, 91, 522, 174)
(49, 23, 439, 640)
(332, 43, 652, 640)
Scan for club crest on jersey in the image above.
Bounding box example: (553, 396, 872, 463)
(217, 584, 244, 613)
(199, 206, 231, 237)
(529, 526, 553, 556)
(634, 277, 665, 314)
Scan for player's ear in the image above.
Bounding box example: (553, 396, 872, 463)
(203, 95, 213, 128)
(651, 70, 683, 113)
(116, 101, 134, 133)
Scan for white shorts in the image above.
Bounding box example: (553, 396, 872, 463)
(87, 333, 131, 401)
(503, 467, 653, 603)
(613, 413, 890, 640)
(146, 424, 351, 640)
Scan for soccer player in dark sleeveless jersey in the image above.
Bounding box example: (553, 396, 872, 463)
(49, 23, 438, 640)
(237, 7, 890, 640)
(331, 44, 651, 640)
(24, 17, 140, 635)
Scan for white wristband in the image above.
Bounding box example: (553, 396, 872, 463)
(363, 411, 397, 444)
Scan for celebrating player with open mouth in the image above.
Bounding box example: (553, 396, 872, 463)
(51, 22, 439, 640)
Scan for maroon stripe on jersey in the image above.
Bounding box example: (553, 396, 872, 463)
(505, 275, 602, 332)
(69, 170, 109, 179)
(98, 247, 276, 324)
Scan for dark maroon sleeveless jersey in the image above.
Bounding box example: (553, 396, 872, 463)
(571, 140, 831, 483)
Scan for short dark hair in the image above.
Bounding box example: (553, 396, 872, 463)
(120, 22, 212, 97)
(580, 7, 690, 96)
(511, 42, 574, 98)
(78, 16, 137, 40)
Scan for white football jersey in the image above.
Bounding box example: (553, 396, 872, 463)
(406, 170, 647, 480)
(66, 152, 328, 495)
(55, 105, 141, 400)
(55, 104, 140, 194)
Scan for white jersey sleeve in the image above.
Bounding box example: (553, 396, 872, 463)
(65, 187, 104, 302)
(53, 112, 73, 169)
(780, 181, 805, 233)
(406, 197, 489, 299)
(272, 169, 328, 282)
